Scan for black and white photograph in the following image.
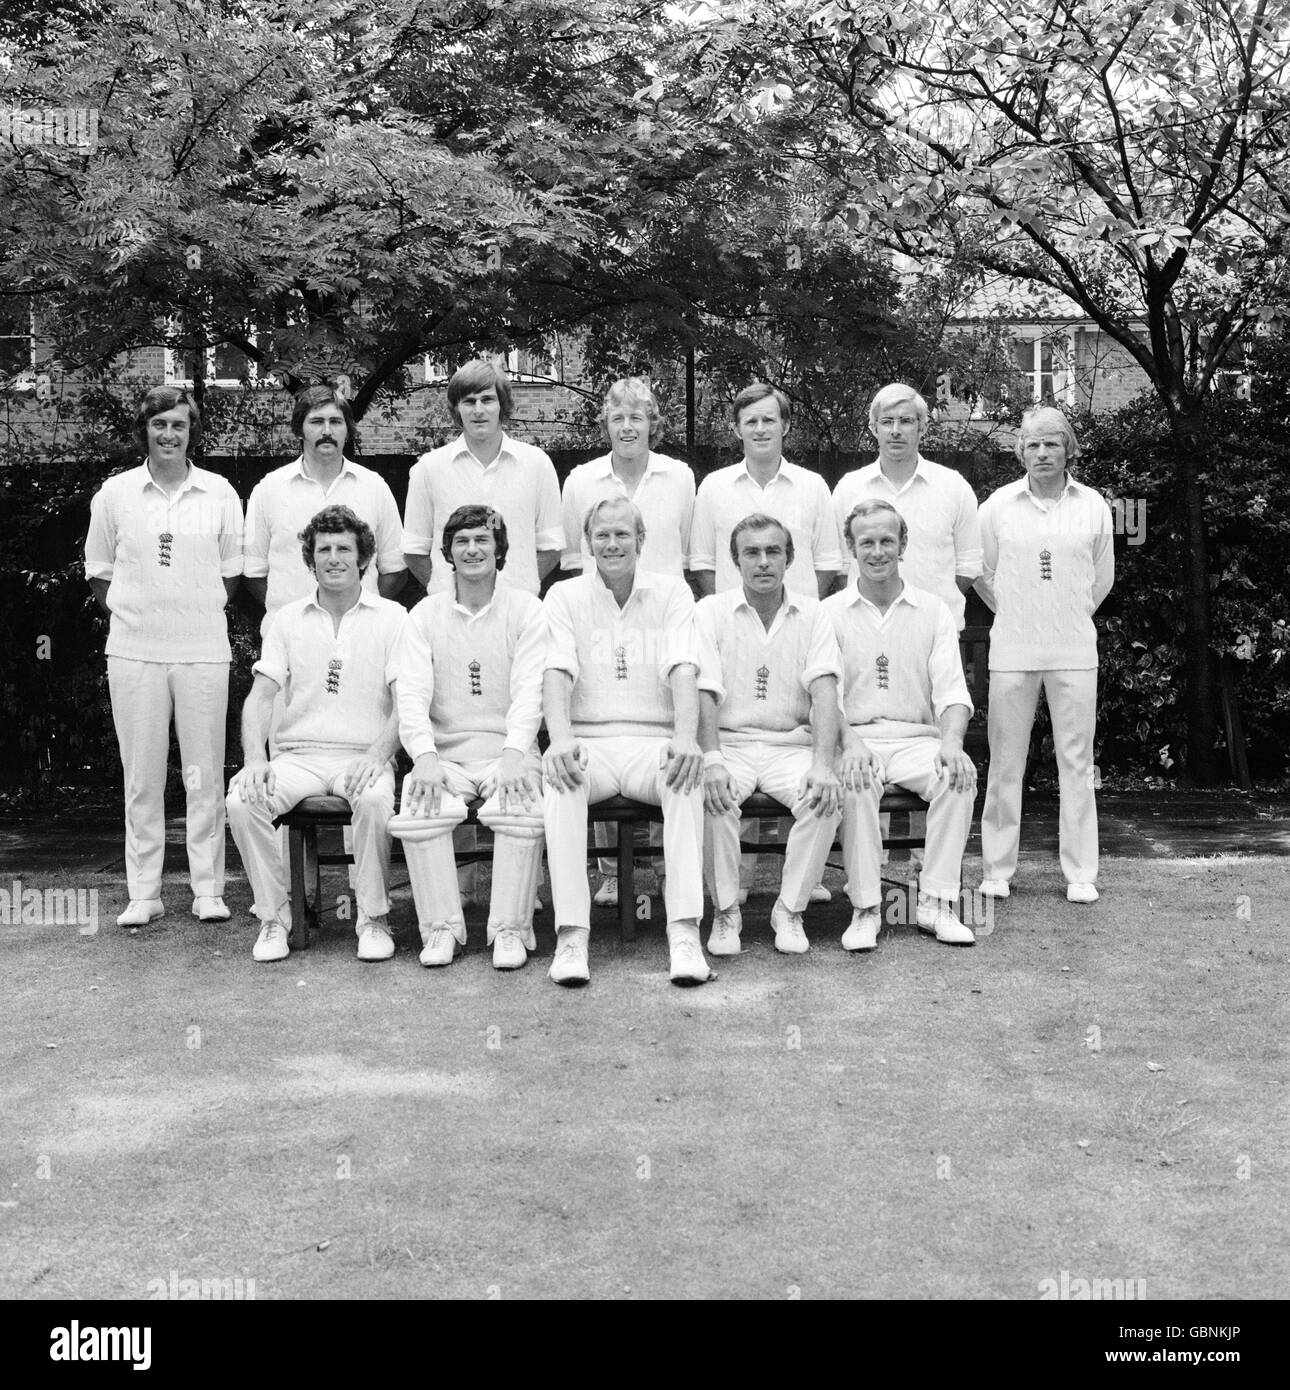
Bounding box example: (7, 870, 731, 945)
(1, 0, 1285, 1349)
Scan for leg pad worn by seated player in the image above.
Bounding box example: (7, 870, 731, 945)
(475, 802, 544, 951)
(388, 800, 469, 947)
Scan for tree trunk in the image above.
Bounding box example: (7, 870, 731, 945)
(1168, 406, 1222, 785)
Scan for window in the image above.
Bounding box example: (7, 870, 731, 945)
(1013, 333, 1072, 404)
(0, 301, 35, 379)
(424, 343, 564, 386)
(165, 324, 262, 386)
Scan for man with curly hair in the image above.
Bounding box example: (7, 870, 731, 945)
(226, 505, 406, 963)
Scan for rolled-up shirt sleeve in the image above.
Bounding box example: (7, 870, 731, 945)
(559, 475, 584, 571)
(659, 578, 699, 679)
(504, 596, 547, 752)
(84, 486, 116, 581)
(800, 605, 843, 690)
(243, 483, 270, 579)
(543, 585, 580, 682)
(535, 456, 565, 554)
(394, 609, 437, 760)
(218, 485, 245, 578)
(808, 477, 844, 574)
(251, 610, 290, 688)
(693, 598, 726, 700)
(374, 485, 407, 575)
(688, 481, 716, 573)
(928, 600, 973, 720)
(401, 458, 434, 555)
(953, 477, 983, 582)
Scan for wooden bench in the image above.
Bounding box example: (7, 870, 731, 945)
(274, 787, 930, 949)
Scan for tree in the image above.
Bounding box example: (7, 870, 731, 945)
(713, 0, 1290, 783)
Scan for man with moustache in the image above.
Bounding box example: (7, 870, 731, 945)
(696, 514, 843, 957)
(825, 500, 978, 951)
(226, 505, 406, 963)
(542, 497, 711, 988)
(85, 384, 244, 928)
(243, 384, 406, 636)
(387, 505, 547, 972)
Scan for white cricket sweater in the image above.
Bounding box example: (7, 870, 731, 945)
(696, 588, 841, 745)
(396, 580, 546, 764)
(977, 475, 1114, 671)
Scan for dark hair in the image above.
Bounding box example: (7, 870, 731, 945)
(441, 503, 509, 571)
(729, 512, 795, 567)
(844, 498, 908, 548)
(731, 381, 791, 426)
(299, 504, 376, 575)
(290, 384, 358, 453)
(447, 360, 513, 424)
(134, 384, 201, 449)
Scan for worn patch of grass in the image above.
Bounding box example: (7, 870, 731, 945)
(0, 855, 1285, 1300)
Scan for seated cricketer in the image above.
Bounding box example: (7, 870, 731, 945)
(387, 505, 547, 971)
(823, 499, 978, 951)
(696, 513, 843, 957)
(227, 505, 406, 964)
(542, 496, 711, 988)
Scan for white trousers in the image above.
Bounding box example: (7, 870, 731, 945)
(108, 657, 228, 900)
(226, 749, 394, 927)
(706, 744, 840, 912)
(982, 668, 1099, 885)
(544, 736, 703, 929)
(387, 757, 544, 949)
(842, 736, 973, 907)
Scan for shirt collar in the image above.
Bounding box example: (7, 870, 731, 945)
(450, 433, 513, 467)
(867, 455, 931, 490)
(139, 461, 204, 495)
(736, 457, 793, 484)
(592, 565, 654, 601)
(303, 586, 378, 616)
(1021, 472, 1078, 507)
(733, 587, 803, 618)
(846, 580, 917, 613)
(592, 451, 671, 480)
(451, 574, 506, 618)
(292, 454, 359, 483)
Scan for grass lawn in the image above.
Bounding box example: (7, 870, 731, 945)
(1, 854, 1285, 1301)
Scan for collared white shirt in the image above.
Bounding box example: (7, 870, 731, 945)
(243, 455, 405, 636)
(254, 588, 406, 754)
(823, 581, 971, 734)
(403, 433, 563, 596)
(833, 454, 982, 629)
(977, 472, 1114, 671)
(84, 462, 244, 663)
(395, 578, 546, 765)
(696, 587, 842, 744)
(545, 568, 699, 738)
(689, 458, 843, 596)
(561, 451, 695, 578)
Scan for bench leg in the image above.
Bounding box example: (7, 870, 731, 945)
(618, 822, 636, 942)
(288, 824, 310, 951)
